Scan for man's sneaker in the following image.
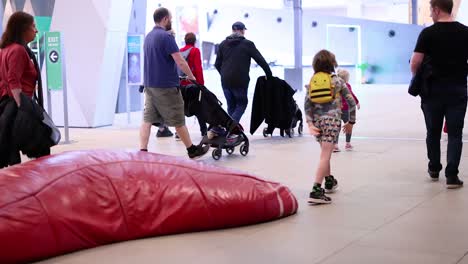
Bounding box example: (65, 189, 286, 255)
(156, 126, 173, 138)
(324, 175, 339, 193)
(188, 144, 210, 159)
(345, 144, 354, 151)
(428, 170, 439, 181)
(308, 187, 332, 204)
(447, 176, 463, 189)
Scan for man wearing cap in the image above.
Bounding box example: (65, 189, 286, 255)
(214, 21, 272, 125)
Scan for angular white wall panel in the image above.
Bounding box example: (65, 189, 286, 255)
(48, 0, 131, 127)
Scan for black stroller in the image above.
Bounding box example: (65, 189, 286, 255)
(262, 103, 303, 138)
(180, 81, 249, 160)
(250, 76, 303, 138)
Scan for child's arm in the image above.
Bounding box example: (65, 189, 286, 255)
(304, 85, 314, 123)
(347, 84, 360, 109)
(304, 86, 321, 136)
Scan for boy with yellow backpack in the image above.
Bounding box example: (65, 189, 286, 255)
(304, 50, 357, 204)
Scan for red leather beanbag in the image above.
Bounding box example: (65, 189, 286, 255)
(0, 150, 297, 263)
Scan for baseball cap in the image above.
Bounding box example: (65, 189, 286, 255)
(232, 21, 247, 30)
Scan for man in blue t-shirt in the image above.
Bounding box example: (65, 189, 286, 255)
(140, 7, 209, 159)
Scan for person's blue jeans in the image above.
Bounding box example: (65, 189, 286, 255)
(222, 85, 248, 123)
(421, 93, 467, 178)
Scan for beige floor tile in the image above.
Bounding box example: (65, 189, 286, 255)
(320, 245, 459, 264)
(357, 202, 468, 255)
(283, 195, 424, 231)
(201, 222, 368, 264)
(458, 255, 468, 264)
(38, 229, 244, 264)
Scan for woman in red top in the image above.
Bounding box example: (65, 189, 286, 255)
(0, 11, 38, 106)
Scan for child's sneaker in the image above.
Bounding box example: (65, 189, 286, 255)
(207, 130, 218, 140)
(308, 186, 332, 204)
(324, 175, 339, 193)
(207, 127, 227, 139)
(345, 144, 353, 151)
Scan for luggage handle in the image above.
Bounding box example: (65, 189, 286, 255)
(180, 77, 203, 102)
(180, 77, 223, 106)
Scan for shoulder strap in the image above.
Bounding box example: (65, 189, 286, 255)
(180, 47, 193, 60)
(24, 45, 44, 108)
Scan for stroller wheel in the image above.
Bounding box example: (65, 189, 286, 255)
(263, 128, 269, 137)
(240, 144, 249, 156)
(212, 148, 222, 160)
(226, 147, 235, 155)
(298, 124, 303, 135)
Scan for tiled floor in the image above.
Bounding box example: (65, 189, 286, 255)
(37, 68, 468, 264)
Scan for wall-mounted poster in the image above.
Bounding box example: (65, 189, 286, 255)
(127, 35, 144, 85)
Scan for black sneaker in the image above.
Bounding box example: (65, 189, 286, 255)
(324, 175, 338, 193)
(156, 126, 173, 138)
(428, 170, 439, 181)
(308, 187, 332, 204)
(175, 133, 181, 141)
(188, 144, 210, 159)
(447, 176, 463, 189)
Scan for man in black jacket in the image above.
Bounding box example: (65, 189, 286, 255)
(410, 0, 468, 188)
(215, 21, 273, 125)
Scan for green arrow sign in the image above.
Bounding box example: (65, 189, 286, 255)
(45, 32, 63, 91)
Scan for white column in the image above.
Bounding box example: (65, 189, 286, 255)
(293, 0, 302, 69)
(411, 0, 418, 24)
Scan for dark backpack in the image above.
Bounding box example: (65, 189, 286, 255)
(177, 47, 193, 78)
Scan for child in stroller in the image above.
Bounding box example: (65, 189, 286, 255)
(180, 80, 249, 160)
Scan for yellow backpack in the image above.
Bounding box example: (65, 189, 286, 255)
(308, 72, 335, 104)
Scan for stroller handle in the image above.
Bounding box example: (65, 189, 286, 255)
(179, 76, 199, 86)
